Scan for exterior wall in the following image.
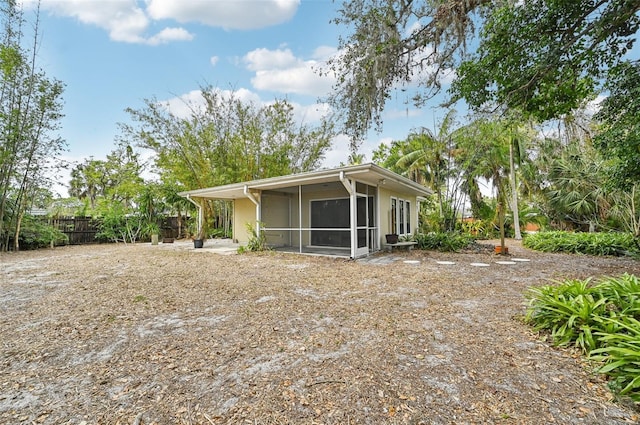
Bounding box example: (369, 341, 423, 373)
(378, 187, 419, 246)
(378, 187, 395, 245)
(262, 192, 293, 247)
(233, 197, 257, 244)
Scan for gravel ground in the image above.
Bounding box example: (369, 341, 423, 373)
(1, 239, 639, 424)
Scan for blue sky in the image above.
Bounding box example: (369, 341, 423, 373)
(21, 0, 446, 196)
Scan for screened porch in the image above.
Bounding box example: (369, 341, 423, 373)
(260, 180, 379, 258)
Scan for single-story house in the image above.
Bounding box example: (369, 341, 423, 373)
(179, 163, 431, 258)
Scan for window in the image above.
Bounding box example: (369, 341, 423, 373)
(390, 197, 412, 236)
(310, 198, 350, 247)
(399, 200, 405, 235)
(405, 200, 411, 234)
(391, 198, 397, 234)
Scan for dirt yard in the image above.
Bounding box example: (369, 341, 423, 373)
(1, 240, 639, 424)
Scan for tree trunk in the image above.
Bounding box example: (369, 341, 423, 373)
(13, 209, 24, 252)
(509, 141, 522, 240)
(498, 199, 506, 254)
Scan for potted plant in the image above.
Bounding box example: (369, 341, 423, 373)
(385, 233, 399, 244)
(192, 227, 206, 248)
(494, 245, 509, 254)
(144, 222, 161, 245)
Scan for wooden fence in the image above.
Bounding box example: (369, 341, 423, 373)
(50, 217, 98, 245)
(49, 216, 185, 245)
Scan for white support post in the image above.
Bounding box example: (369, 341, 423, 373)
(244, 185, 261, 232)
(185, 195, 203, 237)
(340, 172, 357, 258)
(298, 185, 302, 253)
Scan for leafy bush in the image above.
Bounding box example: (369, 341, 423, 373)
(460, 219, 501, 239)
(95, 203, 143, 243)
(238, 222, 268, 253)
(526, 274, 640, 401)
(590, 317, 640, 402)
(414, 232, 474, 252)
(523, 231, 639, 256)
(17, 215, 68, 249)
(525, 279, 608, 352)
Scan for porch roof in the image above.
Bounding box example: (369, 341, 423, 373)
(178, 163, 432, 200)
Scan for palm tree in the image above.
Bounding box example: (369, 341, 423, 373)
(504, 118, 535, 240)
(396, 109, 457, 230)
(546, 143, 610, 232)
(456, 119, 511, 253)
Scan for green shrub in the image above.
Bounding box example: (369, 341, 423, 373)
(590, 317, 640, 402)
(525, 279, 608, 352)
(95, 203, 143, 243)
(526, 274, 640, 402)
(238, 222, 268, 253)
(17, 215, 68, 249)
(523, 231, 639, 256)
(414, 232, 474, 252)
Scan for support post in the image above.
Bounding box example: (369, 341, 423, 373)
(185, 195, 203, 238)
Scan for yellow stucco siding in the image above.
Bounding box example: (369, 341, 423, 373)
(378, 187, 419, 241)
(378, 187, 393, 236)
(233, 197, 257, 244)
(262, 192, 292, 247)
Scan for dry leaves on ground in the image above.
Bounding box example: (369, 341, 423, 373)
(1, 240, 639, 424)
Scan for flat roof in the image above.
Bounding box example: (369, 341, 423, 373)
(179, 163, 431, 200)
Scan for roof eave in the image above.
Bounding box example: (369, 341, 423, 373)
(178, 163, 432, 199)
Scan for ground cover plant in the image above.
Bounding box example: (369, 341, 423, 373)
(523, 231, 640, 256)
(526, 274, 640, 402)
(413, 231, 474, 252)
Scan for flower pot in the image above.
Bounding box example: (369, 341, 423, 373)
(151, 234, 159, 245)
(193, 239, 204, 249)
(495, 245, 509, 254)
(385, 234, 399, 244)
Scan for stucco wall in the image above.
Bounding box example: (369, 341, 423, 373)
(233, 197, 256, 244)
(379, 188, 392, 236)
(262, 192, 293, 247)
(378, 187, 419, 245)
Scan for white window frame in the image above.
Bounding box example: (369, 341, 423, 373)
(390, 197, 412, 236)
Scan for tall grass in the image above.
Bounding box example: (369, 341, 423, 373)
(526, 274, 640, 402)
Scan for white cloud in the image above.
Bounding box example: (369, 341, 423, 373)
(385, 107, 423, 120)
(147, 27, 194, 45)
(243, 48, 335, 96)
(585, 94, 606, 116)
(210, 56, 220, 67)
(322, 134, 352, 168)
(293, 102, 332, 123)
(244, 48, 298, 71)
(160, 87, 263, 119)
(22, 0, 296, 44)
(321, 133, 383, 168)
(160, 89, 205, 119)
(26, 0, 152, 43)
(146, 0, 300, 30)
(312, 45, 338, 61)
